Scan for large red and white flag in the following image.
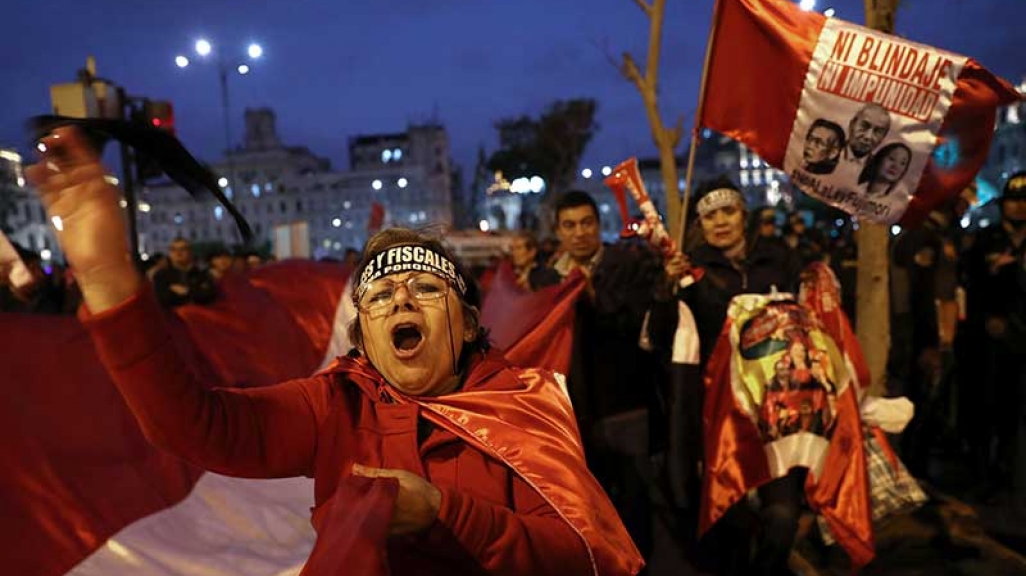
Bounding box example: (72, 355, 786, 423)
(699, 0, 1021, 226)
(1, 261, 350, 576)
(3, 257, 586, 575)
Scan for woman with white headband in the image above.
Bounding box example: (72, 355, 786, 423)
(651, 175, 804, 576)
(25, 127, 643, 576)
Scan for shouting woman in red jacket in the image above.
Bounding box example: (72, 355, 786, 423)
(26, 127, 642, 576)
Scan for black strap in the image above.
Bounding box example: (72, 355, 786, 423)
(27, 115, 253, 245)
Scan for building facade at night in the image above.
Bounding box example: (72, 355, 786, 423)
(475, 158, 677, 242)
(5, 77, 1026, 262)
(136, 109, 455, 259)
(474, 133, 786, 242)
(1, 147, 57, 260)
(687, 130, 790, 210)
(980, 79, 1026, 198)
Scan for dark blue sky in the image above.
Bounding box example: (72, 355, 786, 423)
(2, 1, 1022, 175)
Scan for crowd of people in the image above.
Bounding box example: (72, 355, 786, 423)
(5, 125, 1026, 575)
(1, 234, 278, 313)
(464, 174, 1026, 573)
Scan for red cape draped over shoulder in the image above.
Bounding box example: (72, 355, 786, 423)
(318, 352, 644, 576)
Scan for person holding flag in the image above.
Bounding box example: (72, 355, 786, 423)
(653, 177, 804, 365)
(25, 126, 644, 576)
(697, 0, 1019, 227)
(550, 189, 669, 564)
(648, 176, 806, 575)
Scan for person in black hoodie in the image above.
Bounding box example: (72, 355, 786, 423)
(650, 176, 804, 576)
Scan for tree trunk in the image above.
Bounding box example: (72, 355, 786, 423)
(658, 138, 681, 233)
(855, 224, 890, 395)
(857, 0, 899, 395)
(620, 0, 684, 237)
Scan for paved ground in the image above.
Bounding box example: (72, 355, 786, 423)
(618, 414, 1026, 575)
(637, 461, 1026, 575)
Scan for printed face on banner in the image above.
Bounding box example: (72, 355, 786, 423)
(783, 19, 968, 224)
(729, 299, 847, 444)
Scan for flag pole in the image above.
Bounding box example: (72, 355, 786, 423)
(677, 0, 724, 248)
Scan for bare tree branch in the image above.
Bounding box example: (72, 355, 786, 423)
(592, 37, 626, 79)
(621, 53, 646, 93)
(644, 0, 666, 86)
(632, 0, 653, 17)
(669, 114, 685, 148)
(600, 0, 684, 234)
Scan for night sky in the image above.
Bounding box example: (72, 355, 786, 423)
(1, 1, 1022, 176)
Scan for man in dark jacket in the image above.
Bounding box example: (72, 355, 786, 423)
(962, 172, 1026, 500)
(152, 238, 217, 308)
(552, 189, 666, 564)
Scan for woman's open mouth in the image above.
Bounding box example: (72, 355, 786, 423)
(391, 323, 425, 358)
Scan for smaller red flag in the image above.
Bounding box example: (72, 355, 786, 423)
(367, 202, 385, 233)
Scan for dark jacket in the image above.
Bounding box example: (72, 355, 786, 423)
(0, 276, 64, 315)
(965, 223, 1026, 352)
(890, 218, 958, 353)
(565, 243, 664, 425)
(528, 265, 561, 291)
(651, 238, 803, 367)
(153, 265, 217, 308)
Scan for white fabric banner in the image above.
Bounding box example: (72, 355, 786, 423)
(783, 18, 967, 224)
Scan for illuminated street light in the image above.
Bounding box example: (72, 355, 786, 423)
(176, 38, 264, 200)
(372, 179, 383, 190)
(601, 166, 612, 177)
(824, 7, 836, 17)
(581, 168, 593, 179)
(397, 177, 408, 188)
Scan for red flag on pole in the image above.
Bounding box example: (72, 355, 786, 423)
(480, 262, 585, 376)
(698, 0, 1021, 226)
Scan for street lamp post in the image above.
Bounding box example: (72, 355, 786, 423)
(175, 40, 263, 198)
